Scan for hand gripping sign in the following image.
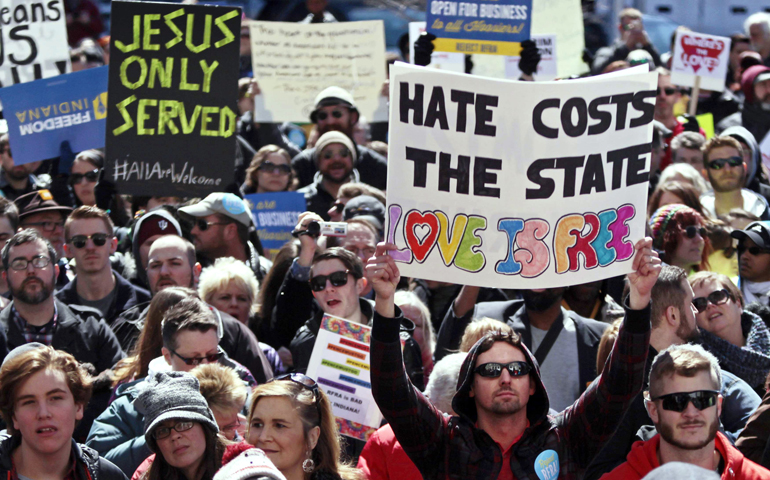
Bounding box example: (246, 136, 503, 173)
(671, 30, 731, 93)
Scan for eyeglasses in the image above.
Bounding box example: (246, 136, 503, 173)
(737, 244, 770, 256)
(650, 390, 719, 412)
(22, 221, 64, 232)
(9, 255, 51, 271)
(67, 233, 112, 249)
(474, 361, 532, 378)
(707, 156, 743, 170)
(258, 162, 291, 175)
(309, 270, 350, 292)
(693, 289, 733, 313)
(274, 373, 322, 421)
(69, 169, 100, 185)
(656, 87, 678, 96)
(153, 421, 195, 440)
(315, 110, 344, 121)
(194, 219, 229, 231)
(170, 349, 223, 366)
(684, 226, 707, 239)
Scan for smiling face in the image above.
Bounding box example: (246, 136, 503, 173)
(691, 278, 743, 341)
(318, 143, 354, 184)
(155, 420, 207, 477)
(310, 258, 364, 321)
(208, 281, 252, 324)
(12, 368, 83, 458)
(470, 342, 535, 419)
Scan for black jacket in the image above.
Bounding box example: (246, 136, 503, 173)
(55, 272, 151, 327)
(0, 434, 127, 480)
(291, 144, 388, 190)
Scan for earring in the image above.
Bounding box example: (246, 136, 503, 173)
(302, 453, 315, 474)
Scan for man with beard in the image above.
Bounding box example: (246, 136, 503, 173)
(584, 266, 761, 479)
(0, 134, 48, 200)
(699, 136, 770, 220)
(599, 344, 769, 480)
(436, 283, 610, 411)
(290, 87, 387, 190)
(0, 229, 124, 441)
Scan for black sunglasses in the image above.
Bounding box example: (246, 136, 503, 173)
(656, 87, 678, 96)
(67, 233, 112, 249)
(707, 156, 743, 170)
(737, 244, 770, 256)
(170, 349, 223, 366)
(309, 270, 350, 292)
(258, 162, 291, 175)
(69, 169, 100, 185)
(195, 219, 229, 231)
(474, 361, 531, 378)
(316, 110, 344, 121)
(273, 373, 322, 421)
(651, 390, 719, 412)
(684, 226, 707, 239)
(693, 289, 732, 313)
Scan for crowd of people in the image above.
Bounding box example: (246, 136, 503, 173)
(7, 1, 770, 479)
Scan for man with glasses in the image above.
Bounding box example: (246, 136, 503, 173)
(700, 137, 770, 220)
(55, 206, 150, 325)
(0, 229, 124, 441)
(654, 68, 706, 171)
(0, 134, 48, 201)
(732, 221, 770, 306)
(0, 198, 19, 306)
(600, 344, 769, 479)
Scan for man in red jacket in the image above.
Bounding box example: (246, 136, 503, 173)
(601, 344, 770, 479)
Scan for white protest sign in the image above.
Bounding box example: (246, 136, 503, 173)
(409, 22, 464, 73)
(671, 30, 730, 92)
(305, 314, 382, 441)
(250, 21, 387, 123)
(531, 0, 585, 78)
(0, 0, 71, 87)
(504, 34, 557, 80)
(385, 63, 656, 289)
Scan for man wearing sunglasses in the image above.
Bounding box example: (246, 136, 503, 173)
(700, 136, 770, 221)
(55, 206, 150, 326)
(653, 69, 706, 171)
(600, 345, 768, 479)
(732, 221, 770, 307)
(368, 238, 661, 480)
(0, 134, 48, 201)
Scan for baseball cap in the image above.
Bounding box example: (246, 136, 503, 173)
(343, 195, 385, 231)
(178, 193, 253, 227)
(14, 190, 72, 220)
(310, 86, 358, 123)
(756, 71, 770, 84)
(731, 221, 770, 249)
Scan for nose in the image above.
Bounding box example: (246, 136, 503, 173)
(498, 368, 512, 385)
(37, 401, 51, 419)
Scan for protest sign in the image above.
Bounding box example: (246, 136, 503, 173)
(0, 0, 70, 87)
(305, 314, 382, 441)
(105, 1, 241, 197)
(409, 21, 464, 73)
(250, 21, 387, 123)
(531, 0, 585, 77)
(385, 63, 656, 289)
(671, 30, 730, 93)
(426, 0, 532, 56)
(0, 66, 107, 166)
(245, 191, 306, 258)
(504, 34, 557, 80)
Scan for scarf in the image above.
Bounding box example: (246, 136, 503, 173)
(744, 280, 770, 306)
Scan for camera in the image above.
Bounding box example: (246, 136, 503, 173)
(292, 221, 348, 238)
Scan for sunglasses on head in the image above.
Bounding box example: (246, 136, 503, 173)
(683, 225, 707, 239)
(657, 87, 677, 96)
(474, 361, 531, 378)
(272, 373, 322, 421)
(693, 289, 732, 313)
(67, 233, 111, 249)
(69, 169, 100, 185)
(737, 243, 770, 256)
(309, 270, 350, 292)
(316, 110, 344, 121)
(258, 162, 291, 175)
(651, 390, 719, 412)
(707, 156, 743, 170)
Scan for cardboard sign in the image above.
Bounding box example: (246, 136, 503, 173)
(427, 0, 532, 56)
(504, 34, 557, 80)
(0, 66, 108, 165)
(245, 191, 306, 258)
(105, 1, 241, 196)
(385, 63, 656, 289)
(671, 30, 730, 92)
(305, 315, 382, 441)
(408, 21, 464, 73)
(250, 21, 387, 123)
(531, 0, 584, 78)
(0, 0, 71, 87)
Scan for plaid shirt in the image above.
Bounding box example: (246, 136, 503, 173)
(370, 303, 651, 480)
(12, 304, 59, 346)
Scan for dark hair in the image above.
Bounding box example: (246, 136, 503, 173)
(74, 149, 104, 169)
(0, 198, 19, 231)
(660, 209, 711, 271)
(2, 229, 58, 271)
(650, 265, 688, 328)
(647, 181, 706, 219)
(161, 296, 219, 350)
(256, 240, 300, 333)
(312, 247, 364, 279)
(144, 426, 227, 480)
(731, 33, 750, 51)
(243, 145, 295, 192)
(474, 330, 526, 363)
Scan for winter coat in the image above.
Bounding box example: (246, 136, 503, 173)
(357, 424, 423, 480)
(56, 272, 151, 327)
(291, 144, 388, 191)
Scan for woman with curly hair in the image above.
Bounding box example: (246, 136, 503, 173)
(649, 203, 711, 272)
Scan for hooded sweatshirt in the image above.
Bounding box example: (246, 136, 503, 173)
(130, 210, 182, 288)
(370, 301, 651, 480)
(599, 432, 770, 480)
(737, 65, 770, 146)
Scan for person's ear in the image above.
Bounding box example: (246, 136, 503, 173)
(529, 376, 536, 396)
(54, 263, 60, 278)
(162, 347, 172, 366)
(75, 402, 84, 421)
(307, 425, 320, 451)
(193, 262, 202, 286)
(664, 305, 679, 327)
(109, 236, 118, 255)
(63, 243, 72, 258)
(224, 223, 237, 240)
(645, 396, 659, 423)
(356, 277, 367, 295)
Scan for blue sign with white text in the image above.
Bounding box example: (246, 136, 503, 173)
(0, 66, 108, 166)
(246, 192, 307, 257)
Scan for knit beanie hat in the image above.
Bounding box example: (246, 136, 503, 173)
(649, 204, 698, 250)
(213, 443, 286, 480)
(134, 371, 219, 453)
(313, 131, 358, 165)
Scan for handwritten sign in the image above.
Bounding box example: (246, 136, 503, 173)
(250, 21, 387, 123)
(105, 0, 241, 196)
(385, 63, 656, 289)
(427, 0, 532, 56)
(0, 66, 108, 165)
(305, 315, 382, 441)
(245, 191, 306, 258)
(531, 0, 585, 77)
(504, 34, 557, 80)
(0, 0, 70, 87)
(671, 30, 730, 92)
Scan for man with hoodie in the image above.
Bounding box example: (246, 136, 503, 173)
(599, 344, 770, 480)
(718, 65, 770, 146)
(722, 126, 770, 205)
(732, 221, 770, 307)
(128, 209, 183, 290)
(366, 237, 660, 479)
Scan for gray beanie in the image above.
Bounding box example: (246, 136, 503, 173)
(314, 131, 358, 165)
(134, 371, 219, 452)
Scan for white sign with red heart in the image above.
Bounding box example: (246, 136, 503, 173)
(671, 30, 731, 92)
